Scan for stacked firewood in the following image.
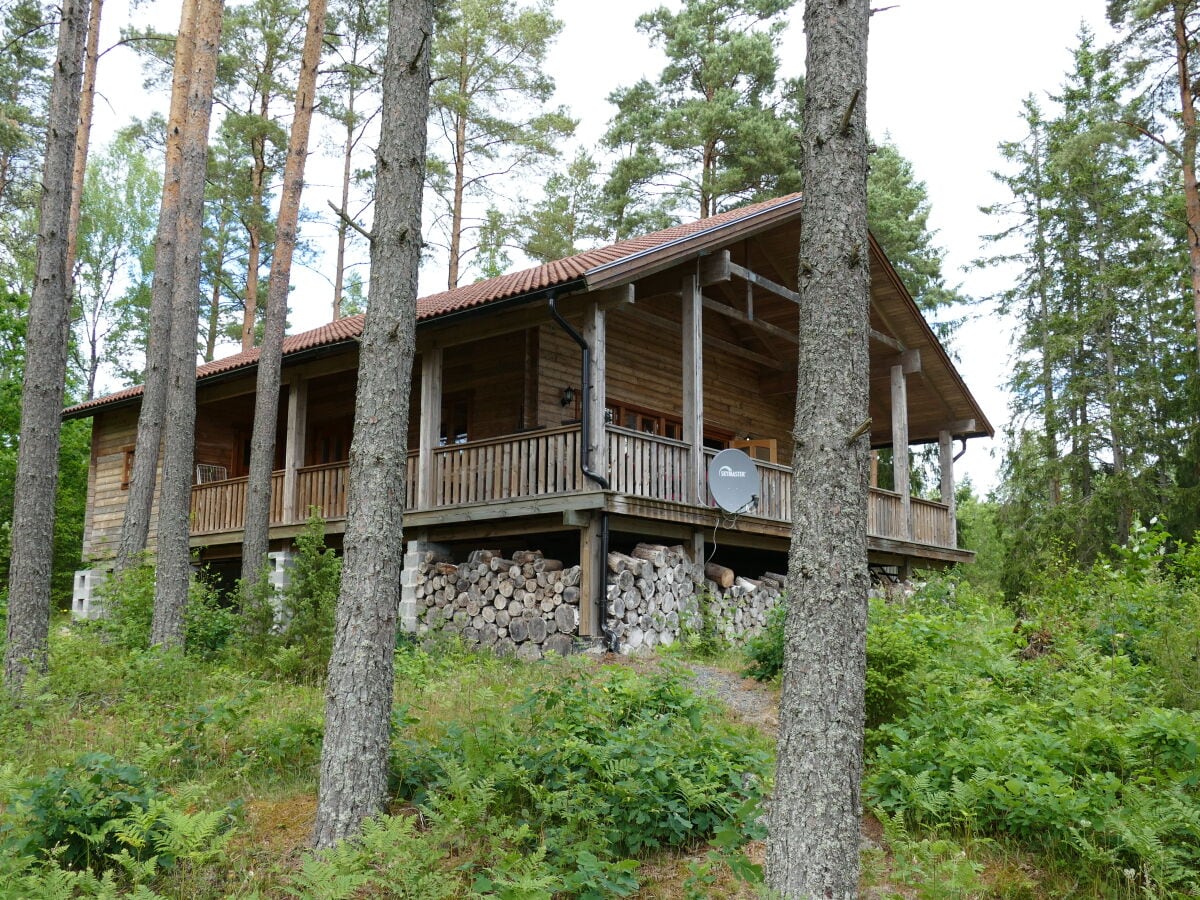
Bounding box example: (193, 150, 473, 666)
(604, 543, 705, 652)
(700, 571, 786, 645)
(411, 549, 581, 661)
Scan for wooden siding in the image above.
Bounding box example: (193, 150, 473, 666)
(83, 406, 160, 561)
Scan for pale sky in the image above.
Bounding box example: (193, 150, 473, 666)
(89, 0, 1118, 493)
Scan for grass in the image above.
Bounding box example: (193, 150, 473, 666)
(5, 576, 1198, 898)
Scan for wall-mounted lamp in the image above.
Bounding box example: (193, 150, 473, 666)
(560, 386, 576, 407)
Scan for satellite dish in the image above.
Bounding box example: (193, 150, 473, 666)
(707, 448, 760, 513)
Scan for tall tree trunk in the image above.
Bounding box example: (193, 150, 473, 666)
(4, 0, 88, 692)
(204, 228, 226, 361)
(116, 0, 200, 574)
(1031, 126, 1060, 506)
(150, 0, 224, 648)
(448, 93, 465, 289)
(1173, 1, 1200, 366)
(332, 91, 355, 320)
(767, 0, 870, 896)
(65, 0, 103, 276)
(240, 86, 274, 352)
(241, 0, 327, 585)
(313, 0, 432, 848)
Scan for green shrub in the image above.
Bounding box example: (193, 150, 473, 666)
(392, 662, 770, 895)
(742, 602, 785, 681)
(1, 752, 167, 873)
(238, 515, 340, 682)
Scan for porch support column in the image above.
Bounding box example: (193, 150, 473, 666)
(583, 301, 607, 482)
(281, 376, 307, 524)
(890, 348, 921, 542)
(579, 511, 604, 638)
(890, 362, 910, 541)
(417, 348, 442, 509)
(939, 429, 956, 548)
(682, 272, 704, 504)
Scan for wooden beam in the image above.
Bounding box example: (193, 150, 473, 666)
(281, 377, 307, 524)
(596, 284, 635, 311)
(699, 249, 731, 285)
(891, 363, 911, 540)
(682, 272, 704, 505)
(701, 294, 799, 345)
(728, 260, 802, 304)
(869, 328, 904, 351)
(417, 348, 442, 509)
(901, 348, 921, 375)
(583, 300, 607, 482)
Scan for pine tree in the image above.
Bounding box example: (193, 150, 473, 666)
(767, 0, 870, 893)
(313, 0, 432, 848)
(241, 0, 328, 584)
(5, 0, 88, 691)
(426, 0, 575, 288)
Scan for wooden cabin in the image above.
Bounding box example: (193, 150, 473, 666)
(65, 193, 992, 636)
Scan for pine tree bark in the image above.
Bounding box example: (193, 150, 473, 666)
(150, 0, 224, 648)
(115, 0, 199, 574)
(241, 0, 328, 584)
(767, 0, 871, 896)
(312, 0, 432, 848)
(4, 0, 88, 692)
(65, 0, 103, 276)
(1173, 1, 1200, 367)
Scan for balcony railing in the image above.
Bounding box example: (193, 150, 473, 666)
(189, 424, 956, 549)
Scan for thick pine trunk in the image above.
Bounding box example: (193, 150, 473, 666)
(241, 0, 327, 584)
(767, 0, 871, 896)
(116, 0, 199, 573)
(313, 0, 432, 848)
(4, 0, 88, 692)
(151, 0, 224, 648)
(65, 0, 103, 275)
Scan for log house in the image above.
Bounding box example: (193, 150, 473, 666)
(65, 194, 993, 634)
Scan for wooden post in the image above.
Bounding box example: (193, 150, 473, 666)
(690, 530, 706, 568)
(682, 272, 704, 504)
(417, 348, 442, 509)
(890, 363, 910, 540)
(578, 511, 603, 637)
(939, 429, 956, 548)
(282, 376, 307, 523)
(869, 450, 879, 488)
(583, 300, 607, 482)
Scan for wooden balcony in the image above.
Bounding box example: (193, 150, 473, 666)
(188, 424, 958, 551)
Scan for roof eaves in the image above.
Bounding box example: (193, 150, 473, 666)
(583, 194, 805, 291)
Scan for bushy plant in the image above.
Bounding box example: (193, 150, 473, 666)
(238, 515, 340, 682)
(742, 602, 784, 681)
(866, 588, 1200, 894)
(391, 662, 770, 895)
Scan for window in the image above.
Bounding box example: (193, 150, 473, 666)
(120, 447, 134, 490)
(605, 400, 730, 447)
(440, 392, 471, 445)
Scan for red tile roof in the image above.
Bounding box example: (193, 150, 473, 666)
(63, 194, 802, 419)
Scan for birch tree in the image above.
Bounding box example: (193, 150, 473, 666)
(241, 0, 327, 584)
(4, 0, 88, 691)
(313, 0, 433, 847)
(767, 0, 871, 895)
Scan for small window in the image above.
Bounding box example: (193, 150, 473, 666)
(440, 392, 471, 445)
(120, 448, 134, 490)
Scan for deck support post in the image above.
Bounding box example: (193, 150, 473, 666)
(417, 348, 442, 509)
(583, 301, 607, 480)
(890, 362, 911, 541)
(282, 376, 307, 524)
(682, 272, 704, 505)
(579, 511, 604, 638)
(939, 429, 956, 549)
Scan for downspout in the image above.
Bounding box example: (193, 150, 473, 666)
(548, 295, 614, 649)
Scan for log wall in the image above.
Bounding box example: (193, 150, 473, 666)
(83, 406, 159, 560)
